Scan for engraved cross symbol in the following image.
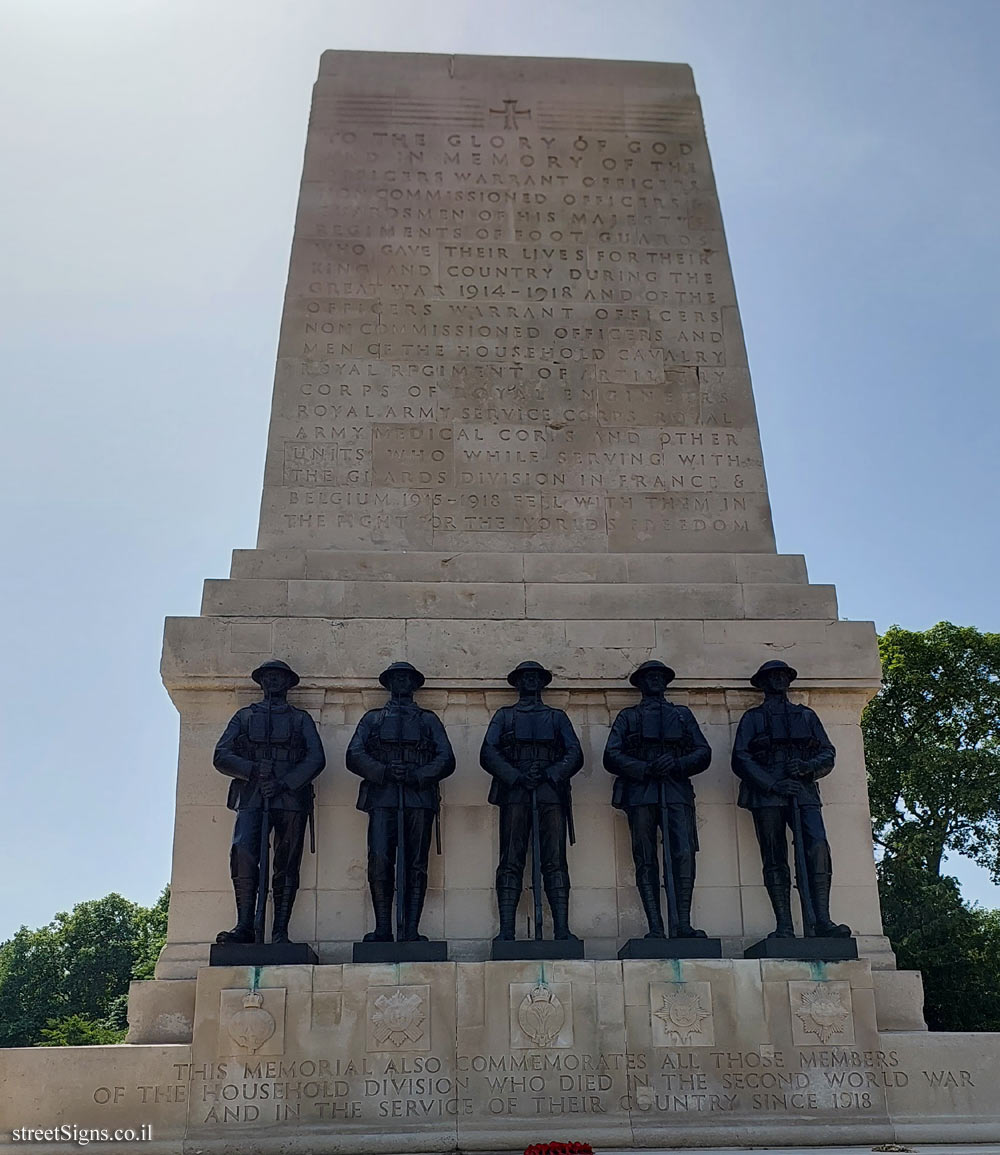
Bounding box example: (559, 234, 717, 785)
(490, 98, 531, 129)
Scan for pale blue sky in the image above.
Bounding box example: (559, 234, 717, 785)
(1, 0, 998, 938)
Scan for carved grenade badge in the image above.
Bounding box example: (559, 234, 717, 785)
(227, 991, 276, 1054)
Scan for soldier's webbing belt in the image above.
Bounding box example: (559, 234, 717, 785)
(509, 710, 556, 766)
(626, 706, 691, 768)
(752, 708, 816, 784)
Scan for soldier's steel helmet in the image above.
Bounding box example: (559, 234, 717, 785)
(378, 661, 426, 689)
(251, 659, 300, 687)
(629, 659, 677, 688)
(506, 660, 553, 687)
(750, 659, 798, 689)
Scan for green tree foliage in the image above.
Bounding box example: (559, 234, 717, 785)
(878, 855, 1000, 1031)
(0, 923, 65, 1047)
(132, 887, 170, 981)
(102, 992, 131, 1033)
(59, 894, 146, 1022)
(37, 1014, 127, 1047)
(0, 887, 170, 1048)
(863, 622, 1000, 878)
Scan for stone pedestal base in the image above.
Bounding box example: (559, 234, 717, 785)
(352, 940, 448, 962)
(618, 936, 723, 959)
(6, 958, 998, 1153)
(745, 936, 858, 961)
(209, 942, 318, 966)
(491, 938, 585, 960)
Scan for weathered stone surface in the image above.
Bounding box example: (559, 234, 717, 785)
(8, 960, 994, 1151)
(886, 1031, 1000, 1140)
(254, 51, 774, 555)
(229, 549, 810, 585)
(0, 1043, 190, 1152)
(873, 970, 928, 1032)
(162, 616, 881, 689)
(126, 979, 196, 1045)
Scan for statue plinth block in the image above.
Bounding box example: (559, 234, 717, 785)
(352, 940, 448, 963)
(10, 959, 988, 1152)
(209, 942, 318, 966)
(618, 936, 723, 959)
(744, 936, 858, 960)
(490, 939, 586, 961)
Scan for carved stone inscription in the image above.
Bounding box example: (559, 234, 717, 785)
(257, 56, 775, 552)
(78, 1046, 976, 1131)
(624, 1046, 909, 1120)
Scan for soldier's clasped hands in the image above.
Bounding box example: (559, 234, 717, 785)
(520, 763, 546, 790)
(650, 753, 679, 779)
(255, 761, 280, 799)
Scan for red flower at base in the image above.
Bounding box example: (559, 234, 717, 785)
(524, 1143, 594, 1155)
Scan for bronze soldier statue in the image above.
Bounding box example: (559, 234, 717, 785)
(214, 660, 326, 945)
(481, 661, 584, 943)
(732, 660, 851, 939)
(346, 662, 454, 943)
(604, 660, 712, 939)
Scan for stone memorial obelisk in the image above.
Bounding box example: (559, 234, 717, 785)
(3, 51, 999, 1155)
(155, 51, 885, 978)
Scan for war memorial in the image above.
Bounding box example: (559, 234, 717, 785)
(3, 49, 999, 1153)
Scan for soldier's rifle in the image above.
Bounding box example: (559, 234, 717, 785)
(760, 734, 817, 936)
(654, 759, 680, 940)
(638, 726, 685, 940)
(396, 776, 406, 943)
(253, 697, 273, 944)
(790, 792, 817, 935)
(530, 772, 544, 940)
(381, 709, 410, 944)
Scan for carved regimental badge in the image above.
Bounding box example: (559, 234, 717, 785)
(650, 981, 715, 1047)
(367, 985, 429, 1051)
(789, 981, 855, 1046)
(509, 982, 574, 1049)
(218, 987, 286, 1056)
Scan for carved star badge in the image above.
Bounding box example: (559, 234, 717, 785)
(653, 988, 711, 1044)
(794, 984, 850, 1044)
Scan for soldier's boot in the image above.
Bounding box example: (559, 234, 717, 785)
(401, 877, 429, 943)
(216, 877, 257, 945)
(673, 872, 707, 938)
(809, 872, 852, 938)
(363, 881, 395, 942)
(764, 867, 796, 938)
(636, 882, 666, 939)
(494, 888, 520, 942)
(270, 887, 298, 944)
(547, 889, 581, 944)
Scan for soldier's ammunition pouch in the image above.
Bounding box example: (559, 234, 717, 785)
(378, 710, 428, 774)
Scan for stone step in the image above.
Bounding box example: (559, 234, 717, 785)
(230, 548, 808, 585)
(162, 615, 879, 688)
(201, 578, 837, 620)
